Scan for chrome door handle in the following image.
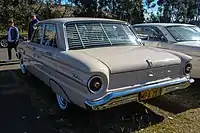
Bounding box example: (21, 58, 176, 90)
(45, 52, 52, 56)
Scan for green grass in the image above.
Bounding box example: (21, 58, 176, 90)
(137, 84, 200, 133)
(138, 108, 200, 133)
(0, 31, 28, 36)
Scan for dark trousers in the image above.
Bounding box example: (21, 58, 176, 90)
(7, 41, 18, 60)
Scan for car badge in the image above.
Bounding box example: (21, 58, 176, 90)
(148, 71, 154, 77)
(146, 59, 153, 67)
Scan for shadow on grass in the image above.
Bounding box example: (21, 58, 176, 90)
(4, 68, 200, 132)
(146, 79, 200, 114)
(15, 69, 165, 133)
(0, 69, 58, 133)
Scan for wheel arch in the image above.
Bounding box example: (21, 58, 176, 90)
(49, 79, 72, 103)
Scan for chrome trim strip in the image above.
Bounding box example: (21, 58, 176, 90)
(85, 77, 193, 107)
(24, 53, 87, 86)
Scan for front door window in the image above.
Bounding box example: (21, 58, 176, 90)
(31, 24, 44, 44)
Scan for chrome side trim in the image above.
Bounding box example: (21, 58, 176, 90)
(85, 77, 193, 109)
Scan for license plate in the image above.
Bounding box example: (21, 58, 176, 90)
(139, 88, 161, 101)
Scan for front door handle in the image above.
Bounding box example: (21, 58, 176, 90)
(45, 52, 52, 57)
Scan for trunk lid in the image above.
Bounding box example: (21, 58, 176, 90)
(81, 46, 181, 74)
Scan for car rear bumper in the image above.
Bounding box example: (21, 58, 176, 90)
(85, 77, 194, 110)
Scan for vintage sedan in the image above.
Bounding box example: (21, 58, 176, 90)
(17, 18, 194, 111)
(132, 23, 200, 78)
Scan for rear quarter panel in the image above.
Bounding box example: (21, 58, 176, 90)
(171, 43, 200, 78)
(47, 51, 110, 108)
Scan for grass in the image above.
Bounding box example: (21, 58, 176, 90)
(0, 31, 28, 37)
(138, 108, 200, 133)
(137, 83, 200, 133)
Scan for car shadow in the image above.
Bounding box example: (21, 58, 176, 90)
(0, 69, 58, 133)
(15, 69, 164, 133)
(146, 78, 200, 114)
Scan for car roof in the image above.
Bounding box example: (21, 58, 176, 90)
(39, 17, 126, 24)
(133, 23, 195, 27)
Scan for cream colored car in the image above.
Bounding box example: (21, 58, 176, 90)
(18, 18, 194, 111)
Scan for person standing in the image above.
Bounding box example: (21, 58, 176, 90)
(28, 13, 39, 40)
(7, 19, 19, 61)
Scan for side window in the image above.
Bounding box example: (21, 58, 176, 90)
(43, 24, 57, 48)
(31, 24, 44, 44)
(134, 27, 163, 41)
(146, 28, 161, 41)
(134, 27, 149, 40)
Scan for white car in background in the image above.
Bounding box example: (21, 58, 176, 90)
(133, 23, 200, 78)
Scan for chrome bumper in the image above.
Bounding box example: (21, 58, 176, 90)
(85, 77, 194, 110)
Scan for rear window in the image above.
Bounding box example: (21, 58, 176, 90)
(66, 23, 139, 49)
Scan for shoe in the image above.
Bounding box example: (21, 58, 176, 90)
(6, 59, 11, 62)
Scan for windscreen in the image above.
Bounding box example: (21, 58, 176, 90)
(167, 26, 200, 41)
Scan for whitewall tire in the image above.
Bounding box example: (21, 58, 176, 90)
(20, 60, 27, 74)
(56, 94, 68, 110)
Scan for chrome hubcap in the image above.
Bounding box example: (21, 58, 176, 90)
(0, 39, 8, 48)
(56, 94, 68, 110)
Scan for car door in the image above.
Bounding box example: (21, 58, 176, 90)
(23, 23, 45, 77)
(38, 23, 61, 85)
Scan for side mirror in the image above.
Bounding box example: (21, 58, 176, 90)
(137, 38, 145, 46)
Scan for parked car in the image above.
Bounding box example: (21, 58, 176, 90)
(0, 35, 26, 48)
(132, 23, 200, 78)
(0, 39, 8, 48)
(17, 18, 194, 111)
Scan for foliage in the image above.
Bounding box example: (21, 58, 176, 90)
(73, 0, 144, 24)
(0, 0, 73, 32)
(145, 0, 157, 8)
(0, 0, 199, 32)
(156, 0, 197, 22)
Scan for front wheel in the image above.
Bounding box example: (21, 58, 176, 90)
(20, 59, 27, 74)
(56, 94, 68, 111)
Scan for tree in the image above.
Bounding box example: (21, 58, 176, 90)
(157, 0, 197, 23)
(144, 0, 159, 22)
(0, 0, 74, 32)
(73, 0, 98, 17)
(73, 0, 144, 24)
(145, 0, 157, 8)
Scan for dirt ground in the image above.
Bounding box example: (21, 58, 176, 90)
(0, 48, 200, 133)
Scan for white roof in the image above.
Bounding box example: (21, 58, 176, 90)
(133, 23, 195, 27)
(40, 17, 126, 24)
